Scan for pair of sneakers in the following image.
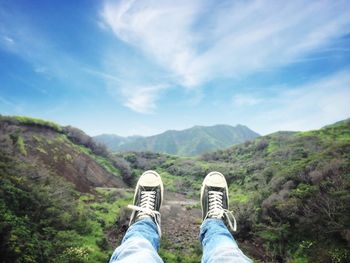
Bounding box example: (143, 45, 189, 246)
(128, 170, 237, 236)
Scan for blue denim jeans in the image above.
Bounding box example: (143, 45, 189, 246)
(200, 219, 252, 263)
(109, 218, 252, 263)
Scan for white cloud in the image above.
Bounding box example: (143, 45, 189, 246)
(3, 36, 14, 43)
(233, 94, 262, 107)
(102, 0, 350, 88)
(120, 84, 168, 113)
(34, 66, 47, 74)
(102, 0, 199, 86)
(84, 67, 121, 82)
(248, 70, 350, 134)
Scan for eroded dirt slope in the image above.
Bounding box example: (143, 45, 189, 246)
(0, 121, 126, 192)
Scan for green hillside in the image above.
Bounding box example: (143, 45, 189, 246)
(94, 124, 260, 156)
(0, 116, 132, 262)
(1, 115, 349, 262)
(114, 118, 350, 262)
(198, 119, 350, 262)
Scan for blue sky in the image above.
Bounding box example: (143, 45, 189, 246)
(1, 0, 350, 136)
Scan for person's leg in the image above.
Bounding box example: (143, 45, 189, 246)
(199, 171, 252, 263)
(109, 218, 162, 263)
(200, 219, 251, 263)
(109, 170, 164, 263)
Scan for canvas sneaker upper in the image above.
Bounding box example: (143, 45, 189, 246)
(128, 170, 164, 236)
(201, 171, 237, 231)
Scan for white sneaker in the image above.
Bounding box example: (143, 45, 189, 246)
(201, 171, 237, 231)
(128, 170, 164, 235)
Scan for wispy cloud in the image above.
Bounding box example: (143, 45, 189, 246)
(83, 67, 121, 82)
(0, 96, 23, 113)
(121, 84, 168, 113)
(0, 7, 96, 89)
(0, 96, 15, 107)
(2, 35, 14, 43)
(102, 0, 199, 86)
(102, 0, 350, 89)
(247, 70, 350, 134)
(0, 28, 76, 83)
(233, 94, 262, 107)
(87, 64, 170, 113)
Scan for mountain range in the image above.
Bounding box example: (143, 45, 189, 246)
(93, 124, 260, 156)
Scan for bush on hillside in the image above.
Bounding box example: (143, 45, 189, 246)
(110, 156, 133, 185)
(0, 151, 94, 263)
(63, 126, 109, 157)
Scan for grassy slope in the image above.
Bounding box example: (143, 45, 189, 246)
(0, 148, 133, 263)
(117, 119, 350, 262)
(0, 116, 130, 262)
(0, 116, 203, 262)
(201, 120, 350, 262)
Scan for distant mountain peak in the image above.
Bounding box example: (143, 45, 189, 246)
(94, 124, 260, 156)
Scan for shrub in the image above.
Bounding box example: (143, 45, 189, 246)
(63, 126, 109, 157)
(256, 139, 269, 151)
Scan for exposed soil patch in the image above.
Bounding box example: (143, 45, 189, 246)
(160, 192, 202, 251)
(0, 122, 126, 192)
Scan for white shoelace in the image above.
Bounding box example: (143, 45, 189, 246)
(128, 190, 162, 236)
(205, 190, 237, 231)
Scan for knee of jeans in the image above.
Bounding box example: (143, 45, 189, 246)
(205, 245, 252, 263)
(111, 237, 156, 260)
(123, 236, 154, 250)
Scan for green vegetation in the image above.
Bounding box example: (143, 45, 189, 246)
(229, 184, 250, 204)
(1, 115, 349, 262)
(117, 119, 350, 262)
(0, 150, 133, 263)
(195, 120, 350, 262)
(94, 156, 120, 176)
(0, 151, 85, 262)
(65, 153, 73, 162)
(17, 136, 27, 156)
(74, 143, 122, 178)
(159, 240, 202, 263)
(8, 130, 27, 156)
(2, 115, 64, 132)
(116, 152, 203, 195)
(32, 135, 42, 142)
(15, 116, 63, 132)
(36, 146, 48, 155)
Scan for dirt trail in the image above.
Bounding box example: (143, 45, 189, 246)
(160, 192, 202, 250)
